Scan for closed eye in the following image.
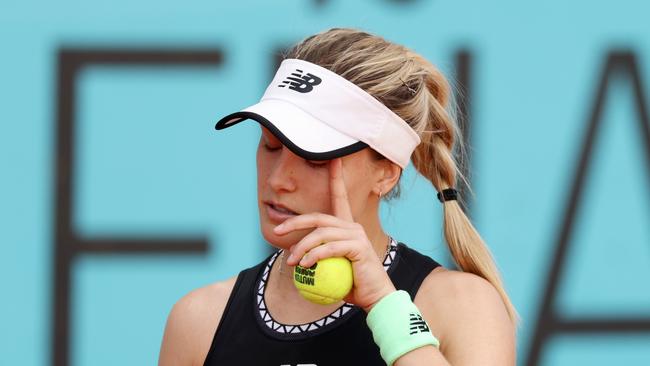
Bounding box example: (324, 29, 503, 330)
(306, 160, 328, 168)
(263, 143, 282, 151)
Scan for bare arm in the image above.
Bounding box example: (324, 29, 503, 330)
(392, 269, 516, 366)
(158, 276, 237, 366)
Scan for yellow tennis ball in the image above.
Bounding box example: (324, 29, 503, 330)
(293, 256, 353, 305)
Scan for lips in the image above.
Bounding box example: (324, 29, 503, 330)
(270, 204, 297, 215)
(262, 201, 299, 215)
(264, 200, 299, 214)
(264, 201, 299, 224)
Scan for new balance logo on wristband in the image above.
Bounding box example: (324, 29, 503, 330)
(409, 313, 430, 335)
(278, 69, 322, 93)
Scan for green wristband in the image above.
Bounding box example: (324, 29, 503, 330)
(366, 290, 440, 366)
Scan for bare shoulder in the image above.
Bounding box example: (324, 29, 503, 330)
(414, 268, 516, 365)
(158, 275, 239, 366)
(415, 268, 510, 321)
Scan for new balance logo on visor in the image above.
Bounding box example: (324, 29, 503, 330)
(278, 69, 322, 93)
(409, 313, 430, 335)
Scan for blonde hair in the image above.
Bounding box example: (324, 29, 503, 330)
(285, 27, 519, 325)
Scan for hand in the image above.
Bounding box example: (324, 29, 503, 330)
(273, 158, 396, 312)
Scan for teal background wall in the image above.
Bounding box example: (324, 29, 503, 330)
(1, 0, 649, 365)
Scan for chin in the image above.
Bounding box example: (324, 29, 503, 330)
(260, 222, 311, 250)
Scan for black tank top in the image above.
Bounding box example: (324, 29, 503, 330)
(203, 239, 441, 366)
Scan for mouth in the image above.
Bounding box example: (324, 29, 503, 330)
(265, 201, 299, 214)
(264, 201, 299, 223)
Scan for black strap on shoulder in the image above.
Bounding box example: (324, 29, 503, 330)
(202, 258, 268, 364)
(392, 243, 442, 299)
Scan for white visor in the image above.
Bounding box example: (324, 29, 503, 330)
(215, 58, 420, 168)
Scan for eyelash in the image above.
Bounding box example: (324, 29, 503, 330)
(306, 160, 327, 168)
(263, 143, 327, 168)
(263, 143, 281, 152)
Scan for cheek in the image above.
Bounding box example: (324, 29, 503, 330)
(308, 171, 332, 212)
(342, 167, 374, 215)
(345, 182, 366, 215)
(256, 150, 269, 188)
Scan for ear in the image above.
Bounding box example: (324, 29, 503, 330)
(372, 159, 402, 196)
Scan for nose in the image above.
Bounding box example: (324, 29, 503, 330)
(267, 146, 299, 193)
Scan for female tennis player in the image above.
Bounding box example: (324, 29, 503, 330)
(159, 28, 517, 366)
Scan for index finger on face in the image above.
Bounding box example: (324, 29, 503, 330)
(273, 212, 355, 235)
(330, 158, 354, 222)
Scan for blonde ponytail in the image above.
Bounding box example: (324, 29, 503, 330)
(410, 55, 520, 326)
(442, 201, 520, 325)
(285, 27, 519, 325)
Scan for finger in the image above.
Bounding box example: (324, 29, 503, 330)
(273, 212, 356, 235)
(330, 158, 354, 222)
(295, 240, 362, 268)
(286, 226, 358, 266)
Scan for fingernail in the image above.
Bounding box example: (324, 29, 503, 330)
(299, 253, 309, 267)
(274, 224, 284, 232)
